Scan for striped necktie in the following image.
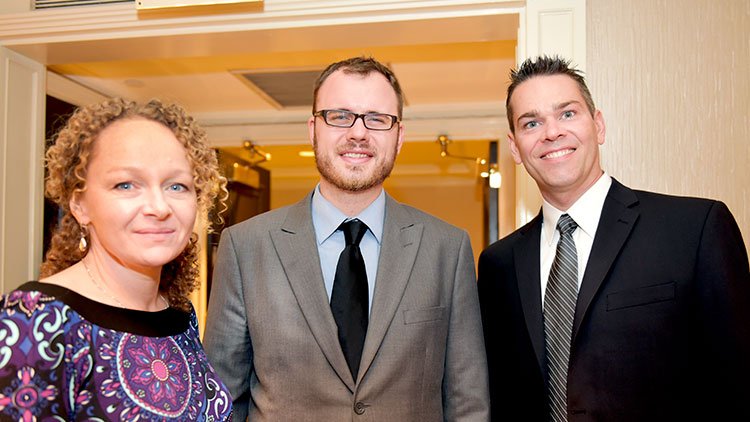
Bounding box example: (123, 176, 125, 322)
(544, 213, 578, 422)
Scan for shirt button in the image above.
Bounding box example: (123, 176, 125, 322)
(354, 401, 367, 415)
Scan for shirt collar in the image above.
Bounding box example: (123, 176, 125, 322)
(542, 172, 612, 246)
(311, 184, 386, 245)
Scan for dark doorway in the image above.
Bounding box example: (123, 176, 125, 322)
(42, 96, 78, 261)
(207, 150, 271, 303)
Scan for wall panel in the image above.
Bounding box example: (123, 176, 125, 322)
(588, 0, 750, 252)
(0, 46, 45, 291)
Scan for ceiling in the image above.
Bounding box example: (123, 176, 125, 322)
(5, 2, 519, 181)
(43, 14, 519, 117)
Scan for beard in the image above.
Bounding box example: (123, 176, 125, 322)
(313, 134, 398, 192)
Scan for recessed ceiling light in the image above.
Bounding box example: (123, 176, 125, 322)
(298, 150, 315, 158)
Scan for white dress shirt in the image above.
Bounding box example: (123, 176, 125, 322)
(540, 173, 612, 305)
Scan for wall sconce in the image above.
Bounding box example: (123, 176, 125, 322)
(243, 140, 271, 165)
(438, 134, 500, 188)
(436, 134, 487, 165)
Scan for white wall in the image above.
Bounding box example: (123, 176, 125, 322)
(0, 47, 45, 292)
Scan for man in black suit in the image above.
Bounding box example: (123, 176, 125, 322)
(478, 55, 750, 422)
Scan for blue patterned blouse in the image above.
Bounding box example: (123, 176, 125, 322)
(0, 282, 232, 421)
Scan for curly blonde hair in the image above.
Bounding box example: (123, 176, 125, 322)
(41, 98, 228, 311)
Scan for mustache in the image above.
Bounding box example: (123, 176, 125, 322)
(312, 135, 373, 153)
(338, 139, 372, 151)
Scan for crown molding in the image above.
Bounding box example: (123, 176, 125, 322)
(1, 1, 523, 45)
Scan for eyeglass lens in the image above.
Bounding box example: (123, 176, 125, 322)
(322, 110, 395, 130)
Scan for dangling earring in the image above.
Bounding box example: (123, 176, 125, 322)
(79, 224, 89, 253)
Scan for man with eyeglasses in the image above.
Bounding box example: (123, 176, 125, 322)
(205, 56, 490, 421)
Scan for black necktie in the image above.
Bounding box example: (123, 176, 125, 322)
(330, 219, 369, 379)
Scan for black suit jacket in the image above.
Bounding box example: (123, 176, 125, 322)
(478, 179, 750, 422)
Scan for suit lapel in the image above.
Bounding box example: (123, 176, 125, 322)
(572, 179, 639, 342)
(514, 213, 546, 372)
(358, 196, 422, 382)
(269, 193, 356, 390)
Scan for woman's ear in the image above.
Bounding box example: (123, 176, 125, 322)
(69, 192, 90, 226)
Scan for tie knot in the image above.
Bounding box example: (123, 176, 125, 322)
(339, 219, 368, 246)
(557, 214, 578, 235)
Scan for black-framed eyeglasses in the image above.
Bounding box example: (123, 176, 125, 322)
(314, 109, 400, 131)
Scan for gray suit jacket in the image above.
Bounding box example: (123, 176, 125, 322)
(204, 192, 489, 421)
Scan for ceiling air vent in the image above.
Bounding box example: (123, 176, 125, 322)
(233, 69, 322, 109)
(34, 0, 132, 9)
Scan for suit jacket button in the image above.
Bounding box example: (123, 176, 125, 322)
(354, 401, 367, 415)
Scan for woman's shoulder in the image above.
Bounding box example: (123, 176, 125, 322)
(0, 282, 87, 357)
(1, 281, 71, 318)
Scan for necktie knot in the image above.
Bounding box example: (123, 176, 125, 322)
(557, 214, 578, 236)
(340, 219, 368, 246)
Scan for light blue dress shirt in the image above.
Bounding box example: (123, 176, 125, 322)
(311, 184, 384, 314)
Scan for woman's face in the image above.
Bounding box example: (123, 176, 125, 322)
(71, 117, 197, 274)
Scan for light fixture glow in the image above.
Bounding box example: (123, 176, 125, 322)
(489, 170, 502, 189)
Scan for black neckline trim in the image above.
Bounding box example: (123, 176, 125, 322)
(16, 281, 191, 337)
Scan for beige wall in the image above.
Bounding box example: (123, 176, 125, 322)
(0, 0, 30, 14)
(271, 182, 318, 210)
(385, 182, 485, 265)
(588, 0, 750, 253)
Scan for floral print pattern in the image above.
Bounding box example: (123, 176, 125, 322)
(0, 366, 58, 421)
(119, 335, 190, 417)
(0, 284, 232, 421)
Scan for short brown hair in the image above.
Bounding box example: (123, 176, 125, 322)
(506, 55, 595, 133)
(312, 56, 404, 119)
(42, 98, 227, 311)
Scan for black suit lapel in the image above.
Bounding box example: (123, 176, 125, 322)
(514, 213, 546, 371)
(573, 179, 639, 343)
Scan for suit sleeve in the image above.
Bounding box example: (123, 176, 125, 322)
(203, 228, 253, 422)
(476, 248, 504, 422)
(692, 201, 750, 419)
(442, 232, 491, 421)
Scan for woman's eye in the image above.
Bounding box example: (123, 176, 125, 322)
(114, 182, 132, 190)
(168, 183, 189, 192)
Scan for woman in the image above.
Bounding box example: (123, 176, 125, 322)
(0, 98, 232, 420)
